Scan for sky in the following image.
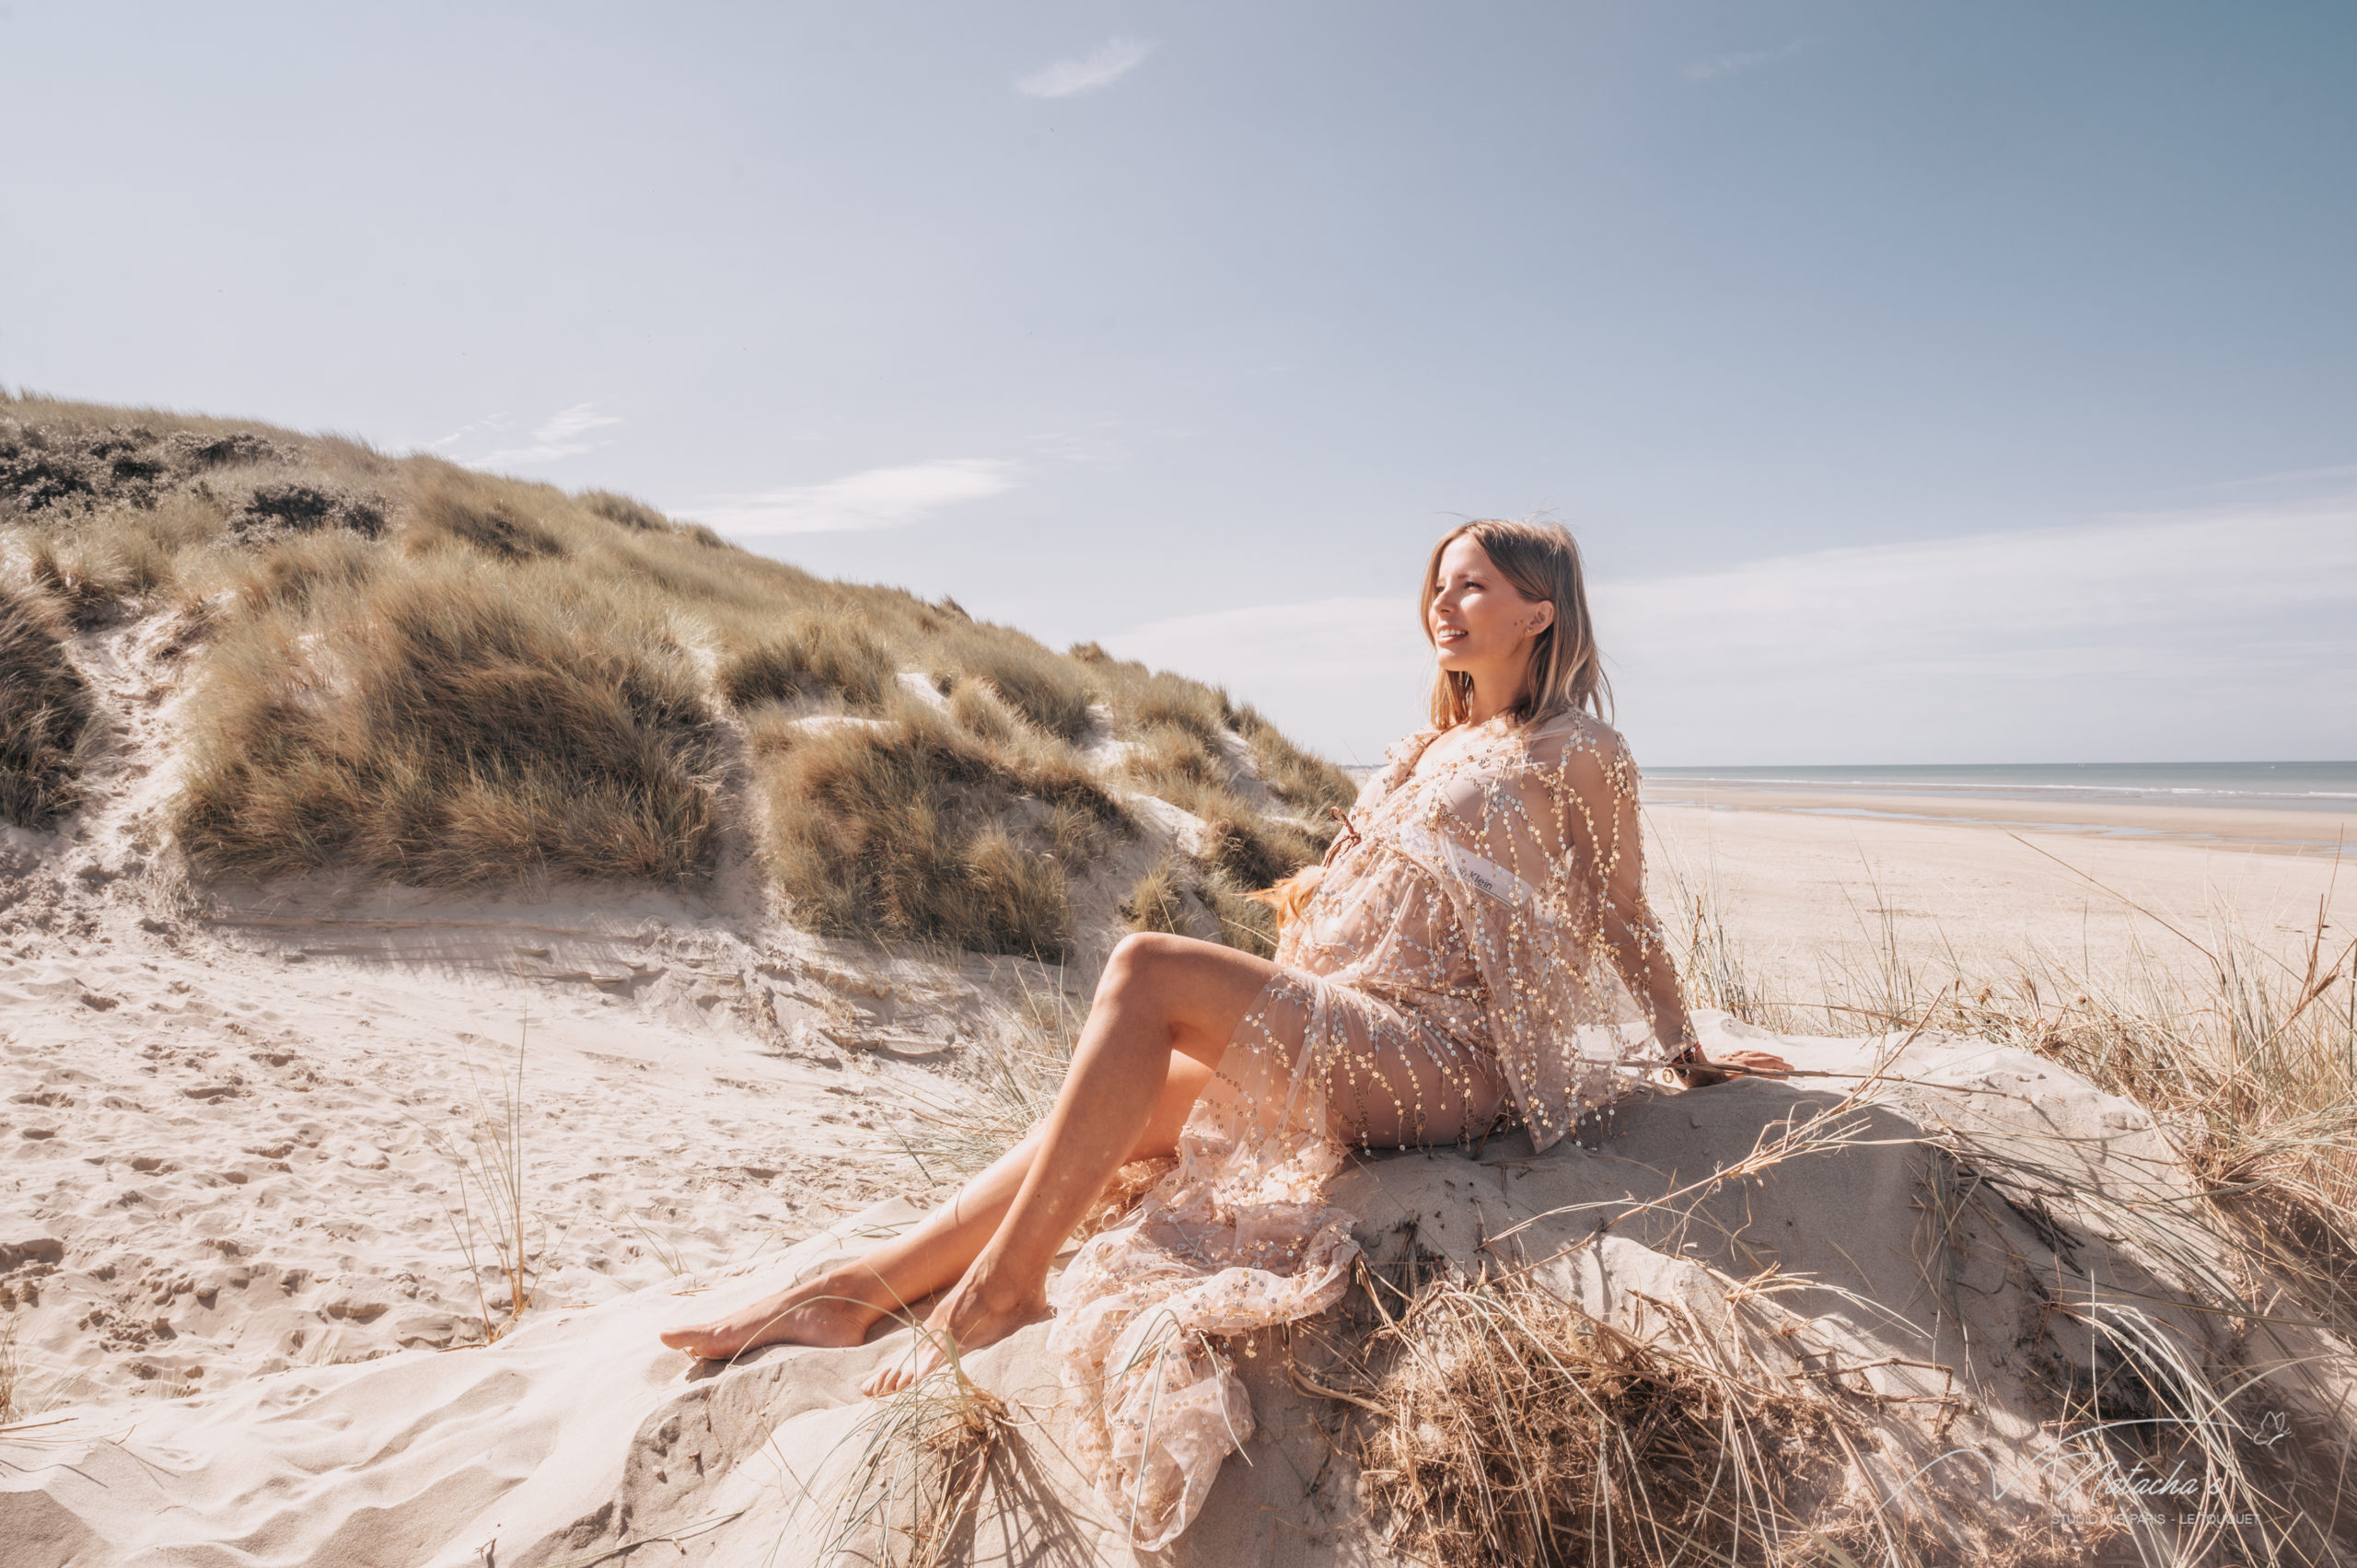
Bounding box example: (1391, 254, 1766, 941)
(4, 2, 2351, 766)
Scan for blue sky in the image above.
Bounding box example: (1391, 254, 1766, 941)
(5, 2, 2351, 764)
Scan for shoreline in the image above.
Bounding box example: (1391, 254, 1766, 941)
(1642, 778, 2354, 857)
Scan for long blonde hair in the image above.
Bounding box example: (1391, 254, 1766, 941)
(1422, 518, 1612, 729)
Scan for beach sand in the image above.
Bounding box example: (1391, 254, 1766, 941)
(1643, 777, 2356, 1002)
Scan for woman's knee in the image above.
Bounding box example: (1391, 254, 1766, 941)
(1100, 931, 1200, 994)
(1096, 930, 1273, 1058)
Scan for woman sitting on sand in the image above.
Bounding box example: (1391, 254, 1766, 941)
(661, 517, 1792, 1546)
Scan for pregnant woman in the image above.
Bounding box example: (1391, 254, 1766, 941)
(660, 517, 1792, 1546)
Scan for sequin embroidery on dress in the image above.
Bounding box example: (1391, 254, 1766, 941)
(1045, 708, 1678, 1548)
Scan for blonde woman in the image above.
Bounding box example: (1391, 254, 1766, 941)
(661, 519, 1792, 1545)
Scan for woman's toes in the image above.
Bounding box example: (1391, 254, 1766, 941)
(657, 1323, 712, 1353)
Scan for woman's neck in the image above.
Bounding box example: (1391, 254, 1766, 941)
(1458, 664, 1529, 727)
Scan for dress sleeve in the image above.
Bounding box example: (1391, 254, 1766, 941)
(1566, 729, 1681, 1045)
(1422, 719, 1667, 1151)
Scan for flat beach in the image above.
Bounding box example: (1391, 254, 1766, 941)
(1642, 774, 2356, 998)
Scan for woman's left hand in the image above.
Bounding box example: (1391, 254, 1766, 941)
(1678, 1048, 1793, 1087)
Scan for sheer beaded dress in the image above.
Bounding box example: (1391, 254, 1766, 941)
(1045, 708, 1679, 1548)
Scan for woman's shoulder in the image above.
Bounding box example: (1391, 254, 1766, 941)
(1515, 708, 1636, 773)
(1381, 726, 1442, 768)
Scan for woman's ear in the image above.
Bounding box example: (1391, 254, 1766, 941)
(1527, 601, 1557, 637)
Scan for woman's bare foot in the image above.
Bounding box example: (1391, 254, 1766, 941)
(859, 1269, 1049, 1398)
(658, 1265, 896, 1363)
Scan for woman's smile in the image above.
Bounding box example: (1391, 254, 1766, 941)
(1427, 535, 1549, 690)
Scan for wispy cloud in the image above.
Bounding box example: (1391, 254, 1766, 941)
(693, 459, 1018, 536)
(1682, 41, 1802, 82)
(478, 402, 622, 467)
(421, 412, 506, 453)
(1017, 36, 1155, 99)
(1102, 499, 2357, 765)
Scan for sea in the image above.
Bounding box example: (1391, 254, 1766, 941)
(1643, 761, 2357, 815)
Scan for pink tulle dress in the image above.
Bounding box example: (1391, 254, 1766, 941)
(1046, 709, 1680, 1547)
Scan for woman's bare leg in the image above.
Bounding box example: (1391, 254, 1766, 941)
(863, 933, 1276, 1394)
(655, 946, 1248, 1367)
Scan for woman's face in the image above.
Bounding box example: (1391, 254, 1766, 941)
(1429, 535, 1553, 679)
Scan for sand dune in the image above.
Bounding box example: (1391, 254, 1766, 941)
(18, 1016, 2343, 1567)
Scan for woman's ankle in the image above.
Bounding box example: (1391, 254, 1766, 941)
(956, 1254, 1049, 1313)
(798, 1262, 897, 1317)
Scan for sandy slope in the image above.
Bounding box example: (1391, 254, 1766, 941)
(10, 1023, 2350, 1567)
(0, 606, 1086, 1423)
(0, 905, 966, 1411)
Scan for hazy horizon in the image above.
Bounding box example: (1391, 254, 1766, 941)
(6, 3, 2351, 767)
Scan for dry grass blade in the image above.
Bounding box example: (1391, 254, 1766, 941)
(801, 1365, 1013, 1568)
(0, 1312, 22, 1425)
(1328, 1263, 1869, 1568)
(1231, 702, 1358, 814)
(720, 613, 895, 711)
(413, 1021, 542, 1343)
(891, 978, 1074, 1183)
(929, 623, 1095, 742)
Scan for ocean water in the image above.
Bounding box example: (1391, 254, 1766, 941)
(1643, 761, 2357, 814)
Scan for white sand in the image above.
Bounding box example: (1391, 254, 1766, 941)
(11, 1020, 2349, 1565)
(1643, 783, 2355, 998)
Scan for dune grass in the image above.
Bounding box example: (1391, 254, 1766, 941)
(757, 698, 1128, 959)
(420, 1024, 543, 1344)
(1657, 841, 2357, 1346)
(0, 389, 1354, 954)
(178, 559, 726, 885)
(1072, 643, 1229, 741)
(931, 621, 1096, 742)
(804, 1363, 1013, 1568)
(719, 614, 896, 712)
(1120, 857, 1192, 937)
(1232, 701, 1357, 816)
(0, 1312, 21, 1425)
(1118, 851, 1284, 956)
(0, 579, 97, 830)
(404, 464, 563, 559)
(1312, 1258, 1872, 1568)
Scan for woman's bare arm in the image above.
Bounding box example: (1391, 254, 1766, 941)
(1582, 736, 1789, 1088)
